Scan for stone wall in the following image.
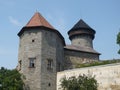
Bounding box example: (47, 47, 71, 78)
(18, 28, 42, 90)
(71, 35, 93, 48)
(57, 63, 120, 90)
(41, 29, 64, 90)
(18, 28, 64, 90)
(64, 49, 99, 69)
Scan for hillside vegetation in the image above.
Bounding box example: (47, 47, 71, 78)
(76, 59, 120, 68)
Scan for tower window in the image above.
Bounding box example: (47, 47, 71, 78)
(32, 39, 35, 42)
(47, 59, 53, 70)
(29, 58, 36, 68)
(48, 83, 51, 87)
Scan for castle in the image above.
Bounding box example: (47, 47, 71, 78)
(17, 12, 100, 90)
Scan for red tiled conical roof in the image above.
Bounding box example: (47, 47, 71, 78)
(25, 12, 54, 29)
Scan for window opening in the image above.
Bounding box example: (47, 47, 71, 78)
(32, 39, 35, 42)
(29, 58, 35, 68)
(47, 59, 53, 70)
(48, 83, 51, 87)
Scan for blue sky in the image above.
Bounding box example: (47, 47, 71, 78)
(0, 0, 120, 69)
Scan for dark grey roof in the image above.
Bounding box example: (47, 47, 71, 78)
(71, 19, 93, 30)
(64, 45, 100, 55)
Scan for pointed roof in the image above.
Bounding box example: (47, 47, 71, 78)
(25, 12, 54, 29)
(68, 19, 96, 40)
(71, 19, 93, 30)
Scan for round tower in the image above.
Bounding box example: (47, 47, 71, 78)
(68, 19, 95, 48)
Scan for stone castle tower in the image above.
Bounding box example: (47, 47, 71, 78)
(17, 12, 100, 90)
(17, 12, 65, 90)
(68, 19, 95, 48)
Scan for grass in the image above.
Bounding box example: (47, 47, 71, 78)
(76, 59, 120, 68)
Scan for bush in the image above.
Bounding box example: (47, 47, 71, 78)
(60, 74, 98, 90)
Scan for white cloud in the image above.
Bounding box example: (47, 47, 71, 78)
(8, 16, 21, 26)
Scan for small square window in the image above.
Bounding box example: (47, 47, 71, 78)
(32, 39, 35, 42)
(29, 58, 36, 68)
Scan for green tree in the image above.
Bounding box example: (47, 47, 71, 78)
(60, 74, 98, 90)
(0, 67, 24, 90)
(117, 32, 120, 54)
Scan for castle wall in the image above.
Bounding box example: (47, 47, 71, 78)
(57, 63, 120, 90)
(64, 49, 99, 69)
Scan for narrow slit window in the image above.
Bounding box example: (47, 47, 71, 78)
(47, 59, 53, 70)
(48, 83, 51, 87)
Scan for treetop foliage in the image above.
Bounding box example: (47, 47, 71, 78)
(0, 67, 24, 90)
(117, 32, 120, 54)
